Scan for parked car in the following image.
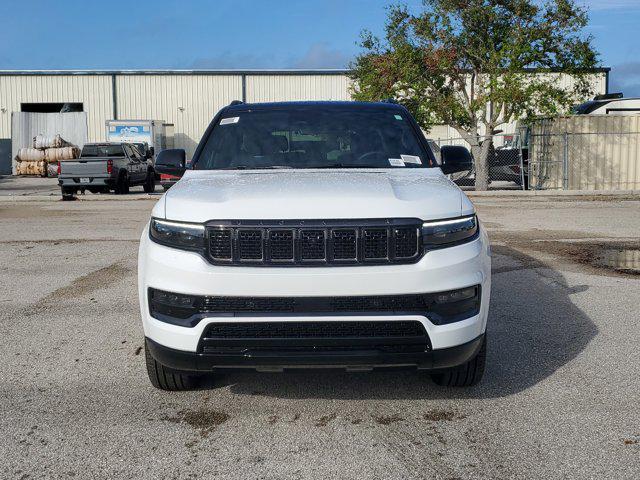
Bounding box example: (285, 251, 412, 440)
(58, 142, 155, 200)
(139, 101, 491, 390)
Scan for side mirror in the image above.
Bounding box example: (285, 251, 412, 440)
(440, 145, 473, 174)
(155, 149, 186, 176)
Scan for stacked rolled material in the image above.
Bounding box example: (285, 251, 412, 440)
(33, 134, 70, 149)
(17, 147, 46, 162)
(15, 135, 80, 176)
(44, 146, 80, 162)
(16, 160, 47, 176)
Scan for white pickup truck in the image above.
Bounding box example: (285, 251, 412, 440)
(138, 101, 491, 390)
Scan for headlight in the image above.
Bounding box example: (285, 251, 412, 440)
(149, 218, 205, 250)
(422, 214, 478, 249)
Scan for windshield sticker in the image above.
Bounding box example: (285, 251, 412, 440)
(388, 158, 405, 167)
(220, 117, 240, 125)
(401, 154, 421, 165)
(394, 114, 403, 120)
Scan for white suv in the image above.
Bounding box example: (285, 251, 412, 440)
(138, 101, 491, 390)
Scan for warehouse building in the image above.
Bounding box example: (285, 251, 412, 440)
(0, 69, 610, 174)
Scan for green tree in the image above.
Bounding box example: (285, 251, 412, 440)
(350, 0, 599, 190)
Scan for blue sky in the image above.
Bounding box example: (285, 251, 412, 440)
(1, 0, 639, 95)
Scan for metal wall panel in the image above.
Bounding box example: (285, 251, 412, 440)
(115, 75, 243, 158)
(11, 112, 88, 174)
(0, 75, 112, 143)
(246, 75, 352, 103)
(530, 115, 640, 190)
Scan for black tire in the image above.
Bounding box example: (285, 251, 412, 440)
(145, 341, 200, 391)
(143, 170, 156, 193)
(430, 335, 486, 387)
(115, 171, 129, 194)
(61, 187, 76, 201)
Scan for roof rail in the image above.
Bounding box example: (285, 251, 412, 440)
(379, 98, 398, 104)
(229, 100, 244, 106)
(594, 93, 623, 101)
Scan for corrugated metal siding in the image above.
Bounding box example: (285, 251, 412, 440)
(115, 75, 243, 158)
(530, 115, 640, 190)
(246, 75, 352, 103)
(10, 112, 88, 174)
(0, 75, 112, 143)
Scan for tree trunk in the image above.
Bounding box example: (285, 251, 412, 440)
(474, 139, 492, 191)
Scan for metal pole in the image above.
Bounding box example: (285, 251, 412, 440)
(518, 134, 525, 191)
(111, 74, 118, 120)
(562, 132, 569, 190)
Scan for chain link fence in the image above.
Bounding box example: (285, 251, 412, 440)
(432, 134, 527, 190)
(433, 128, 640, 191)
(529, 131, 640, 190)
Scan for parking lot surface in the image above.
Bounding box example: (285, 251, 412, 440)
(1, 194, 639, 479)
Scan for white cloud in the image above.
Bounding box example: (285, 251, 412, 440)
(579, 0, 640, 10)
(292, 43, 351, 70)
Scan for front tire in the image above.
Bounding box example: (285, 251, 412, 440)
(145, 340, 200, 391)
(430, 335, 486, 387)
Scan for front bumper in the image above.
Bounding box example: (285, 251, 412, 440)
(146, 334, 485, 372)
(138, 224, 491, 368)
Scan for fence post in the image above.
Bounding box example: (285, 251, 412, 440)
(562, 132, 569, 190)
(518, 134, 526, 191)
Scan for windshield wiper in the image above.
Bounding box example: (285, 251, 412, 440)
(223, 165, 294, 170)
(306, 164, 384, 169)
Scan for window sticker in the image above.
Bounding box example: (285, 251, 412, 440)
(388, 158, 405, 167)
(394, 114, 403, 120)
(401, 154, 422, 165)
(220, 117, 239, 125)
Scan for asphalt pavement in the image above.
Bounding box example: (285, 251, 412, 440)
(0, 193, 639, 479)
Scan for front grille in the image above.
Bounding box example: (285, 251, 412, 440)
(199, 321, 430, 355)
(237, 229, 263, 260)
(200, 293, 431, 314)
(205, 219, 421, 266)
(204, 321, 426, 338)
(268, 230, 294, 261)
(209, 229, 233, 260)
(394, 227, 419, 258)
(362, 228, 388, 259)
(332, 229, 357, 260)
(300, 229, 325, 260)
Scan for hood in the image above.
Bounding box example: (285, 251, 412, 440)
(163, 168, 472, 222)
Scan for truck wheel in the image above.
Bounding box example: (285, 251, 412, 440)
(115, 172, 129, 194)
(145, 341, 200, 391)
(61, 187, 76, 201)
(430, 335, 486, 387)
(143, 170, 156, 193)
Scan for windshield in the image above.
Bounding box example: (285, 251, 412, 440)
(81, 145, 124, 157)
(194, 108, 433, 169)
